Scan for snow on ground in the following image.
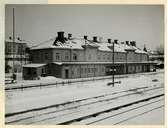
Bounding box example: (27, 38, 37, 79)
(71, 97, 164, 125)
(34, 89, 163, 124)
(5, 69, 164, 88)
(5, 70, 164, 115)
(119, 106, 164, 125)
(87, 97, 164, 125)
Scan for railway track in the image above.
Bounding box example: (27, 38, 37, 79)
(77, 97, 164, 125)
(5, 86, 151, 117)
(6, 85, 164, 124)
(57, 94, 164, 125)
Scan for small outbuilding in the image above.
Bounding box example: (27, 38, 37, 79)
(23, 63, 46, 80)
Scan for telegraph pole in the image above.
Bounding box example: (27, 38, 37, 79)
(112, 40, 115, 87)
(12, 8, 16, 82)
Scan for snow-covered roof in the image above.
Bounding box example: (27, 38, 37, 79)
(23, 63, 46, 68)
(31, 37, 148, 54)
(5, 39, 27, 44)
(5, 39, 33, 48)
(31, 38, 84, 50)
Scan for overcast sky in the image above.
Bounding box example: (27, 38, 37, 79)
(5, 5, 164, 50)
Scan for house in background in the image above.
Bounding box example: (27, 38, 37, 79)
(23, 31, 156, 80)
(5, 39, 30, 73)
(148, 51, 164, 69)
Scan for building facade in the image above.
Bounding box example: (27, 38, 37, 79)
(23, 32, 155, 80)
(5, 40, 30, 73)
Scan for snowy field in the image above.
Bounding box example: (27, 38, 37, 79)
(5, 70, 164, 125)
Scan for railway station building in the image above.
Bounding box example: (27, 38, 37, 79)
(23, 32, 156, 80)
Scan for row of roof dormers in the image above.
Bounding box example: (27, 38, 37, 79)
(29, 31, 148, 54)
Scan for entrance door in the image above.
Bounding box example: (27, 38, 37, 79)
(65, 69, 69, 78)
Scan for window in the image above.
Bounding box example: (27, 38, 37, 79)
(103, 54, 105, 60)
(65, 52, 69, 60)
(45, 53, 49, 60)
(102, 67, 105, 72)
(73, 53, 77, 60)
(105, 54, 107, 60)
(110, 56, 112, 61)
(42, 68, 45, 73)
(13, 44, 16, 53)
(88, 54, 91, 60)
(81, 68, 83, 73)
(27, 68, 31, 75)
(95, 68, 97, 72)
(56, 53, 60, 60)
(107, 55, 110, 60)
(85, 68, 87, 73)
(36, 54, 39, 60)
(92, 68, 95, 72)
(98, 54, 101, 60)
(33, 71, 36, 75)
(7, 45, 12, 53)
(71, 70, 74, 75)
(88, 68, 91, 73)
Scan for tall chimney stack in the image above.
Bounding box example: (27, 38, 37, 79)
(114, 39, 118, 44)
(107, 38, 111, 43)
(133, 41, 136, 47)
(84, 35, 88, 40)
(57, 31, 64, 39)
(93, 36, 98, 42)
(130, 41, 133, 46)
(54, 31, 66, 45)
(126, 41, 129, 45)
(68, 33, 72, 39)
(130, 41, 136, 46)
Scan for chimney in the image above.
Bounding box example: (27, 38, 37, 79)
(130, 41, 136, 46)
(99, 37, 103, 42)
(133, 41, 136, 47)
(107, 39, 111, 43)
(143, 44, 147, 52)
(114, 39, 118, 44)
(84, 35, 88, 40)
(93, 36, 98, 42)
(57, 31, 64, 39)
(126, 41, 129, 45)
(130, 41, 133, 46)
(54, 31, 66, 45)
(68, 33, 72, 39)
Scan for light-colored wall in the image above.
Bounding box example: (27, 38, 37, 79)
(31, 49, 53, 63)
(31, 47, 148, 63)
(61, 64, 106, 79)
